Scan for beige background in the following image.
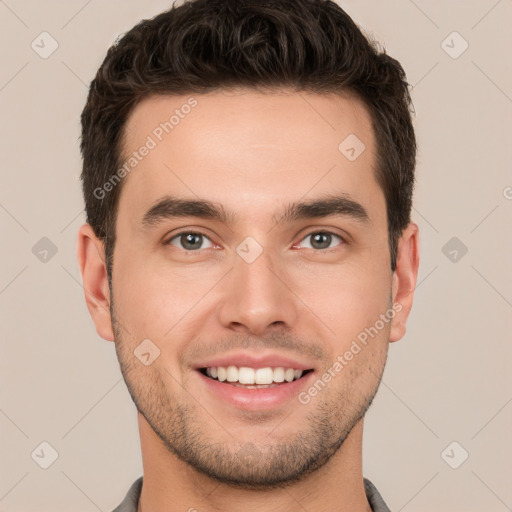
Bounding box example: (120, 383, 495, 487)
(1, 1, 511, 511)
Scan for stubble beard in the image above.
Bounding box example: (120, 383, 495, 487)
(111, 303, 388, 489)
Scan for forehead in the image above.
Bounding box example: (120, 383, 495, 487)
(118, 89, 383, 229)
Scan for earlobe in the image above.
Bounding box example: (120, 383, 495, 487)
(389, 222, 420, 343)
(76, 223, 115, 342)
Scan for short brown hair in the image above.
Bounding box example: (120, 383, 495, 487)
(80, 0, 416, 278)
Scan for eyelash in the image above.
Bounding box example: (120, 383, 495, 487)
(165, 230, 346, 252)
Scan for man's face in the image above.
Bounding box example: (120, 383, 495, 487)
(111, 90, 394, 487)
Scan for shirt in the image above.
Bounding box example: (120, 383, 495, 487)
(112, 476, 392, 511)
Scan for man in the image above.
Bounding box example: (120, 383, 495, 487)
(77, 0, 419, 510)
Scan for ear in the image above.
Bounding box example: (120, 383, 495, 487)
(389, 222, 420, 343)
(76, 223, 115, 341)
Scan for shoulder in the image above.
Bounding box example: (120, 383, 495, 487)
(364, 478, 392, 512)
(111, 476, 143, 512)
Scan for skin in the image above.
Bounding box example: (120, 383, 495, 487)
(77, 89, 419, 512)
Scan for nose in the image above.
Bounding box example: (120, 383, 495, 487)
(217, 246, 299, 336)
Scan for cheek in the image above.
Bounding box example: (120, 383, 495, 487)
(112, 250, 226, 341)
(292, 260, 392, 341)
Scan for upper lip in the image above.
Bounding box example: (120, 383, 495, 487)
(193, 351, 315, 371)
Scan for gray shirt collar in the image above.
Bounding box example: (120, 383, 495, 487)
(112, 476, 391, 512)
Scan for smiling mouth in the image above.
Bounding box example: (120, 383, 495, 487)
(199, 366, 313, 388)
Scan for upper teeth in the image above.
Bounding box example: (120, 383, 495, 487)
(205, 366, 303, 384)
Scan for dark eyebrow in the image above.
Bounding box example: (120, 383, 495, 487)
(140, 193, 369, 229)
(141, 195, 234, 227)
(274, 194, 369, 225)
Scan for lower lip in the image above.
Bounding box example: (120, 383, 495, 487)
(197, 371, 315, 410)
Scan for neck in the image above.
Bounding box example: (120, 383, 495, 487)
(137, 413, 372, 512)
